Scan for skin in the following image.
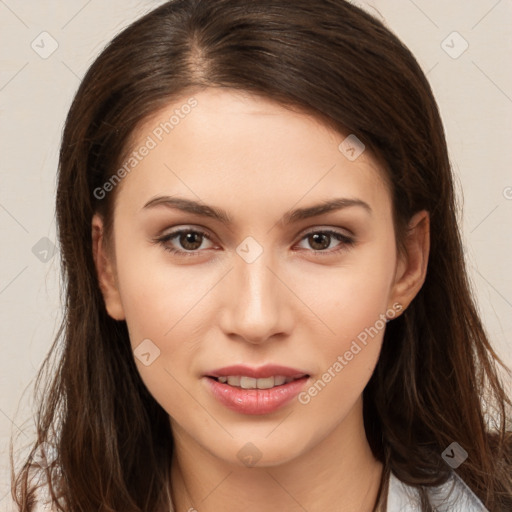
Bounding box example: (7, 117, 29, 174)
(92, 87, 429, 512)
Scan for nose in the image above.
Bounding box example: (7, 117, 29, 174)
(218, 250, 293, 345)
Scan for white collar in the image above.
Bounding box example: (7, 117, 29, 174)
(387, 470, 489, 511)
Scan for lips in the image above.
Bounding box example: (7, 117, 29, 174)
(204, 364, 310, 415)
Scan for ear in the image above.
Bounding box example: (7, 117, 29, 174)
(389, 210, 430, 313)
(91, 213, 125, 321)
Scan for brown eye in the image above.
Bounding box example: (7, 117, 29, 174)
(307, 233, 331, 251)
(297, 230, 355, 253)
(156, 228, 214, 257)
(178, 231, 204, 251)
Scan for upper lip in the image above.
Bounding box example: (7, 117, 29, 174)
(206, 364, 310, 379)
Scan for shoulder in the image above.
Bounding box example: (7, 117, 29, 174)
(386, 470, 489, 511)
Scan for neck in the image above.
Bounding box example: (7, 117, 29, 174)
(169, 397, 384, 512)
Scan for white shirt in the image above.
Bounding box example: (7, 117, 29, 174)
(387, 470, 489, 511)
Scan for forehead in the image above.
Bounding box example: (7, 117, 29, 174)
(113, 88, 392, 221)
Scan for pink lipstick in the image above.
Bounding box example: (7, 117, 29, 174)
(204, 364, 310, 415)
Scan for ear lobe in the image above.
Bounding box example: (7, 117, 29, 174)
(91, 213, 126, 321)
(389, 210, 430, 312)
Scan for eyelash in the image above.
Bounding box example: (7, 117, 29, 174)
(153, 228, 355, 258)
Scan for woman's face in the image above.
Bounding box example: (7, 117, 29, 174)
(93, 87, 427, 467)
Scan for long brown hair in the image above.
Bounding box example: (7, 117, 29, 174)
(11, 0, 512, 510)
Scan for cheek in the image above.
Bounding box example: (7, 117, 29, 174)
(113, 227, 202, 343)
(117, 264, 200, 421)
(295, 239, 395, 407)
(303, 235, 396, 339)
(110, 231, 184, 392)
(297, 289, 388, 416)
(112, 229, 222, 414)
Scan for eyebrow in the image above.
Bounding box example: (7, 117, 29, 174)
(141, 195, 372, 225)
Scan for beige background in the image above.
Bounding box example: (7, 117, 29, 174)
(1, 0, 511, 509)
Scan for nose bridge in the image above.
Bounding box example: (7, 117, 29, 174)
(221, 242, 288, 343)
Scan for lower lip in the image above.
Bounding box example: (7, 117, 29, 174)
(204, 376, 309, 415)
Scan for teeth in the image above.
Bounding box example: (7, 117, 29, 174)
(274, 376, 287, 386)
(256, 377, 275, 389)
(215, 375, 303, 389)
(227, 376, 241, 387)
(240, 376, 257, 389)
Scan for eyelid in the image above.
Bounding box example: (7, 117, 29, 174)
(158, 224, 213, 238)
(298, 224, 354, 239)
(156, 226, 216, 247)
(157, 223, 354, 240)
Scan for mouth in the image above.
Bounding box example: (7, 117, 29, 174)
(203, 364, 311, 414)
(203, 366, 311, 415)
